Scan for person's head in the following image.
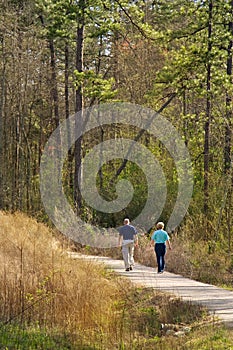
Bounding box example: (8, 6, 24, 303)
(156, 222, 164, 230)
(124, 218, 130, 225)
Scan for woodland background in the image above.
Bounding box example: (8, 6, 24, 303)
(1, 1, 233, 347)
(0, 0, 233, 253)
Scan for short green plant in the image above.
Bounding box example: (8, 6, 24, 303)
(0, 324, 76, 350)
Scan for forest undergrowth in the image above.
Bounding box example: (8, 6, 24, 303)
(81, 216, 233, 289)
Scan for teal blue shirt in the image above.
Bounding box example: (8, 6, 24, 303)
(151, 229, 170, 243)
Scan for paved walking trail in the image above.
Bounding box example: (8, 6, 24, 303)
(69, 253, 233, 328)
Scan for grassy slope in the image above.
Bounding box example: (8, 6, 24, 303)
(0, 211, 233, 349)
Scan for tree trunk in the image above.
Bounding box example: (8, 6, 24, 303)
(65, 42, 74, 190)
(203, 0, 213, 215)
(224, 0, 233, 173)
(48, 37, 63, 214)
(0, 36, 6, 209)
(225, 0, 233, 253)
(74, 6, 85, 214)
(49, 39, 60, 129)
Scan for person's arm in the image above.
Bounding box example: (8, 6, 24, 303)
(166, 239, 172, 250)
(134, 234, 138, 247)
(150, 231, 155, 247)
(118, 235, 122, 247)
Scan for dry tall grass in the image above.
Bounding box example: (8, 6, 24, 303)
(1, 212, 232, 349)
(0, 211, 121, 339)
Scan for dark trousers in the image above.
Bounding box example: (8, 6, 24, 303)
(155, 243, 166, 273)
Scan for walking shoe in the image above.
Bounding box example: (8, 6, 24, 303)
(129, 265, 133, 270)
(125, 268, 130, 271)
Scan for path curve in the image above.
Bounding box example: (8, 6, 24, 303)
(69, 253, 233, 328)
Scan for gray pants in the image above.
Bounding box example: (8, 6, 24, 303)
(122, 241, 135, 269)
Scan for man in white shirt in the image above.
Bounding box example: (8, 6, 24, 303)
(118, 218, 138, 271)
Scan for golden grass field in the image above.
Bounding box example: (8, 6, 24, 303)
(1, 211, 233, 349)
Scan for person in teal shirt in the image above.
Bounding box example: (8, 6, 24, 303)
(150, 222, 172, 273)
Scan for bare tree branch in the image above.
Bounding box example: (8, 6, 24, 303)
(110, 92, 177, 184)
